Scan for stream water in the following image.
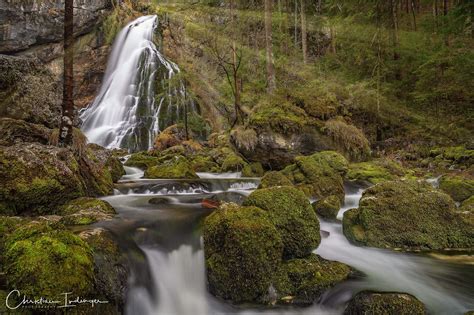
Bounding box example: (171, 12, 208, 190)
(97, 171, 474, 315)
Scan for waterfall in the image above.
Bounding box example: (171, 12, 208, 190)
(80, 15, 197, 152)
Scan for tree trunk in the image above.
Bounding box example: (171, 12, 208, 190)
(391, 0, 400, 61)
(59, 0, 74, 147)
(300, 0, 307, 64)
(265, 0, 276, 93)
(411, 0, 417, 31)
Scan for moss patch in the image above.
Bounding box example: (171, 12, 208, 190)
(312, 195, 341, 220)
(344, 291, 426, 315)
(145, 156, 198, 179)
(439, 173, 474, 202)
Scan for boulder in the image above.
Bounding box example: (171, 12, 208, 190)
(343, 180, 473, 250)
(0, 117, 52, 146)
(243, 186, 320, 258)
(153, 124, 187, 151)
(242, 162, 264, 177)
(144, 156, 198, 179)
(346, 158, 408, 184)
(344, 291, 426, 315)
(312, 195, 341, 220)
(59, 197, 116, 225)
(125, 151, 160, 169)
(259, 171, 293, 189)
(203, 204, 284, 303)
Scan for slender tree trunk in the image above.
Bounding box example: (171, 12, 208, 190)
(59, 0, 74, 147)
(300, 0, 307, 63)
(391, 0, 400, 61)
(411, 0, 417, 31)
(265, 0, 276, 93)
(294, 0, 298, 47)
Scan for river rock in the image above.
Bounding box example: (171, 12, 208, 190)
(344, 291, 426, 315)
(259, 171, 294, 188)
(346, 158, 409, 185)
(144, 156, 198, 179)
(439, 173, 474, 202)
(0, 142, 121, 215)
(243, 186, 320, 258)
(343, 180, 474, 250)
(59, 197, 116, 225)
(312, 195, 341, 220)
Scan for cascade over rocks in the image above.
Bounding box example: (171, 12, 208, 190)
(343, 180, 474, 251)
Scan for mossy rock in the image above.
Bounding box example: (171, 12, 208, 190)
(4, 221, 94, 299)
(344, 291, 426, 315)
(274, 254, 352, 305)
(439, 174, 474, 202)
(124, 151, 160, 169)
(79, 228, 129, 309)
(144, 156, 198, 179)
(430, 146, 474, 169)
(153, 124, 186, 151)
(0, 216, 24, 254)
(460, 196, 474, 213)
(346, 158, 407, 184)
(88, 143, 125, 182)
(59, 197, 116, 226)
(221, 152, 247, 172)
(342, 180, 474, 251)
(242, 162, 265, 177)
(282, 151, 346, 200)
(190, 155, 220, 172)
(243, 186, 320, 258)
(259, 171, 293, 188)
(203, 203, 283, 303)
(312, 195, 341, 220)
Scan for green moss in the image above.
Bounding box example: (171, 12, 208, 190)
(203, 204, 283, 303)
(460, 196, 474, 213)
(346, 158, 407, 184)
(125, 152, 160, 169)
(144, 156, 198, 179)
(259, 171, 293, 188)
(190, 155, 220, 172)
(430, 146, 474, 169)
(344, 291, 426, 315)
(312, 195, 341, 220)
(342, 180, 474, 250)
(274, 254, 352, 305)
(243, 186, 320, 258)
(221, 153, 247, 172)
(4, 221, 94, 299)
(242, 162, 264, 177)
(439, 174, 474, 202)
(58, 197, 115, 226)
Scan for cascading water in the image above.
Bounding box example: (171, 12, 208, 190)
(80, 15, 198, 152)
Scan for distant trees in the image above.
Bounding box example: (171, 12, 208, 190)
(59, 0, 74, 146)
(264, 0, 276, 93)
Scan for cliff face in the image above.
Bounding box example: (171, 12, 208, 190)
(0, 0, 112, 55)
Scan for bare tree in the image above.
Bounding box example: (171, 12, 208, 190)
(264, 0, 276, 93)
(59, 0, 74, 146)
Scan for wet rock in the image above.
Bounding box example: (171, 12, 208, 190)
(59, 197, 116, 225)
(273, 254, 352, 306)
(148, 197, 171, 205)
(88, 143, 125, 182)
(312, 195, 341, 220)
(344, 291, 426, 315)
(203, 203, 284, 303)
(0, 55, 61, 127)
(346, 158, 409, 184)
(153, 124, 187, 151)
(125, 151, 160, 169)
(0, 118, 52, 146)
(439, 173, 474, 202)
(4, 221, 95, 299)
(243, 186, 320, 258)
(242, 162, 264, 177)
(79, 227, 129, 311)
(343, 180, 474, 251)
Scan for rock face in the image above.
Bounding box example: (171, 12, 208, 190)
(0, 55, 62, 127)
(0, 0, 112, 54)
(344, 291, 426, 315)
(0, 141, 123, 216)
(343, 180, 474, 250)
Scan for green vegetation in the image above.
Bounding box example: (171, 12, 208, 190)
(343, 180, 474, 251)
(346, 158, 409, 184)
(439, 174, 474, 202)
(145, 156, 198, 179)
(344, 291, 426, 315)
(59, 197, 116, 225)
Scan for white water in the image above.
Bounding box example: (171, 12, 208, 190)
(196, 172, 242, 179)
(80, 15, 197, 152)
(122, 166, 145, 180)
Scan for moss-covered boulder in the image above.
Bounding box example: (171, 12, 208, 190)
(312, 195, 341, 220)
(59, 197, 116, 225)
(259, 171, 293, 188)
(0, 143, 119, 215)
(145, 156, 198, 179)
(343, 180, 474, 250)
(460, 196, 474, 213)
(153, 124, 187, 151)
(0, 117, 52, 146)
(4, 221, 95, 299)
(274, 254, 352, 305)
(189, 155, 220, 172)
(346, 158, 408, 184)
(439, 174, 474, 202)
(203, 204, 284, 303)
(124, 151, 160, 169)
(79, 228, 129, 310)
(87, 143, 125, 182)
(242, 162, 265, 177)
(429, 146, 474, 170)
(344, 291, 426, 315)
(221, 152, 247, 172)
(282, 151, 347, 200)
(243, 186, 320, 258)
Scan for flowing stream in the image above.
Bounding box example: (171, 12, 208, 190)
(86, 14, 474, 315)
